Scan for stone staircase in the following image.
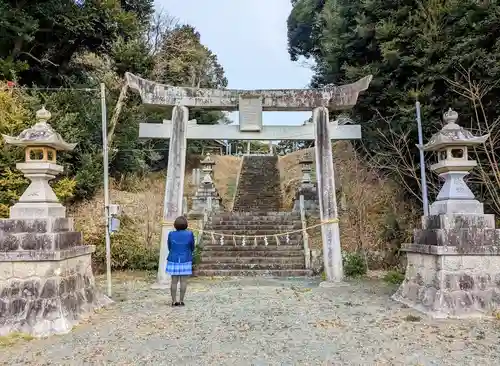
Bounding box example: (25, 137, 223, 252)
(194, 156, 311, 277)
(232, 155, 281, 212)
(194, 212, 309, 276)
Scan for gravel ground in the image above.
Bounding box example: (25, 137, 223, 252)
(1, 272, 500, 366)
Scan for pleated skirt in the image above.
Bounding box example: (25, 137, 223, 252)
(166, 261, 193, 276)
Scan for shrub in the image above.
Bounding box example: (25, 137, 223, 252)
(193, 244, 202, 265)
(52, 177, 77, 204)
(0, 84, 31, 217)
(343, 252, 367, 277)
(0, 168, 27, 218)
(383, 270, 405, 285)
(90, 215, 159, 273)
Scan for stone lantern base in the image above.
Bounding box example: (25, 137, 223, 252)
(392, 213, 500, 318)
(0, 217, 112, 337)
(292, 185, 319, 212)
(189, 184, 221, 216)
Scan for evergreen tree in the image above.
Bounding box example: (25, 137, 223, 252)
(288, 0, 500, 207)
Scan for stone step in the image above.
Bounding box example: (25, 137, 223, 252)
(201, 244, 303, 251)
(200, 237, 302, 246)
(201, 230, 302, 236)
(203, 225, 302, 235)
(235, 185, 280, 188)
(206, 220, 302, 225)
(200, 256, 304, 264)
(205, 221, 302, 230)
(211, 212, 300, 217)
(233, 204, 280, 209)
(196, 263, 305, 270)
(199, 250, 304, 257)
(232, 202, 280, 206)
(235, 186, 280, 189)
(201, 233, 302, 239)
(206, 217, 301, 221)
(232, 155, 281, 212)
(234, 188, 280, 192)
(236, 187, 278, 191)
(193, 269, 312, 277)
(202, 229, 302, 234)
(208, 214, 300, 218)
(234, 195, 279, 197)
(201, 229, 302, 235)
(235, 184, 280, 186)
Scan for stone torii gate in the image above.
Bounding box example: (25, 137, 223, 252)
(125, 72, 372, 287)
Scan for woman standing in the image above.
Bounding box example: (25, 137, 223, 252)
(166, 216, 195, 306)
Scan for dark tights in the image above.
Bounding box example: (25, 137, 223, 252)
(170, 275, 188, 303)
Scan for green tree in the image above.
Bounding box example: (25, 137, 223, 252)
(151, 24, 227, 89)
(0, 3, 230, 204)
(0, 0, 154, 85)
(287, 0, 500, 209)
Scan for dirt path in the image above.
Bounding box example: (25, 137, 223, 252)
(1, 273, 499, 365)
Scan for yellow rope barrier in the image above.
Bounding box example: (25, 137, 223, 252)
(159, 218, 339, 238)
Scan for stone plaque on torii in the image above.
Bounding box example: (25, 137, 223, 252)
(125, 72, 372, 287)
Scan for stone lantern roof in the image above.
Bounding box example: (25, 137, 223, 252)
(423, 108, 489, 151)
(201, 153, 215, 166)
(2, 106, 77, 151)
(300, 151, 313, 164)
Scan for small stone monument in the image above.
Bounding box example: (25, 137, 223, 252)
(0, 107, 110, 337)
(392, 108, 500, 318)
(293, 152, 319, 212)
(191, 168, 201, 186)
(189, 153, 221, 216)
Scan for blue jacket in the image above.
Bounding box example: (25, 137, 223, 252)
(167, 230, 195, 263)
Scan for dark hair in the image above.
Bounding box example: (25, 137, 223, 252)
(173, 216, 188, 230)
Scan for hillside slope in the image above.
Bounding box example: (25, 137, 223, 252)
(73, 145, 417, 271)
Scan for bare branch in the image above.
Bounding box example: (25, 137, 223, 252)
(444, 65, 500, 215)
(362, 110, 439, 206)
(19, 52, 59, 67)
(145, 9, 179, 56)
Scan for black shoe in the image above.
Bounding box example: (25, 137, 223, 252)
(179, 302, 185, 306)
(172, 302, 180, 307)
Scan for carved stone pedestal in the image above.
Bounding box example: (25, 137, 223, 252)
(293, 185, 319, 212)
(392, 214, 500, 318)
(190, 185, 221, 215)
(0, 218, 111, 337)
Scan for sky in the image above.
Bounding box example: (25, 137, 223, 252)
(154, 0, 314, 126)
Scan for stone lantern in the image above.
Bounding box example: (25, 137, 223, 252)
(424, 108, 489, 215)
(2, 106, 77, 219)
(189, 153, 221, 216)
(293, 151, 319, 212)
(392, 108, 500, 319)
(0, 106, 110, 337)
(300, 153, 313, 186)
